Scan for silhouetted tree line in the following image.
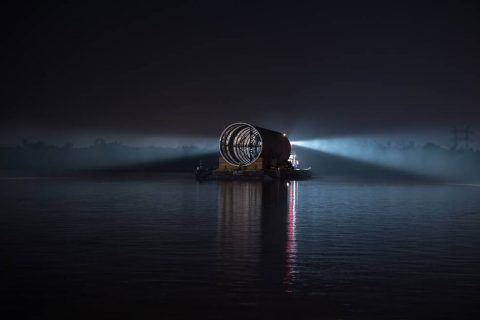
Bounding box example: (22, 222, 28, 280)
(0, 139, 217, 177)
(1, 139, 479, 181)
(296, 140, 480, 182)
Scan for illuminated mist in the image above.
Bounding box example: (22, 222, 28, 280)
(0, 136, 219, 176)
(292, 136, 480, 182)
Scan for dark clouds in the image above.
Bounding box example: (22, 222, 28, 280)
(2, 1, 480, 140)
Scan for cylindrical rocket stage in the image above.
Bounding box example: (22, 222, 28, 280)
(219, 122, 291, 167)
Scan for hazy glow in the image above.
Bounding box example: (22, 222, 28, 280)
(292, 137, 404, 165)
(292, 137, 448, 179)
(292, 137, 399, 160)
(138, 137, 218, 149)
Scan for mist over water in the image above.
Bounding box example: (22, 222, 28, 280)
(0, 139, 218, 176)
(1, 129, 480, 182)
(293, 137, 480, 182)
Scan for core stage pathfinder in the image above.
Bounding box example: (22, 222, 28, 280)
(219, 122, 291, 169)
(196, 122, 311, 181)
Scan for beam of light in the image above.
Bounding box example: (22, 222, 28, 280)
(71, 137, 219, 172)
(85, 139, 219, 172)
(135, 136, 219, 149)
(291, 136, 467, 180)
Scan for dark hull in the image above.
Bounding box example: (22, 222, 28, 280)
(196, 168, 312, 181)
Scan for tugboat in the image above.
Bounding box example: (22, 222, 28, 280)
(195, 160, 212, 181)
(195, 122, 312, 181)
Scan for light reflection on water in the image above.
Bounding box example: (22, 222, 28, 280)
(216, 181, 298, 293)
(1, 177, 480, 318)
(285, 181, 297, 290)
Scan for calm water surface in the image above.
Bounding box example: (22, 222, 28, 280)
(1, 177, 480, 319)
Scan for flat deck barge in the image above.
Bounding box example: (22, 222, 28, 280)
(196, 167, 312, 181)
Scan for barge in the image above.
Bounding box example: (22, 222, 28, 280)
(196, 122, 312, 181)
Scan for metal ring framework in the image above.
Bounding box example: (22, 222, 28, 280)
(219, 123, 263, 166)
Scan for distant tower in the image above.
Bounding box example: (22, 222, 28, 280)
(452, 126, 474, 149)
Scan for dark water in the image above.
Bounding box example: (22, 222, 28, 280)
(1, 177, 480, 319)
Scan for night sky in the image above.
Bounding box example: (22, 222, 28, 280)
(2, 1, 480, 144)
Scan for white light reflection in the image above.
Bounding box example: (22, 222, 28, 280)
(285, 180, 297, 291)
